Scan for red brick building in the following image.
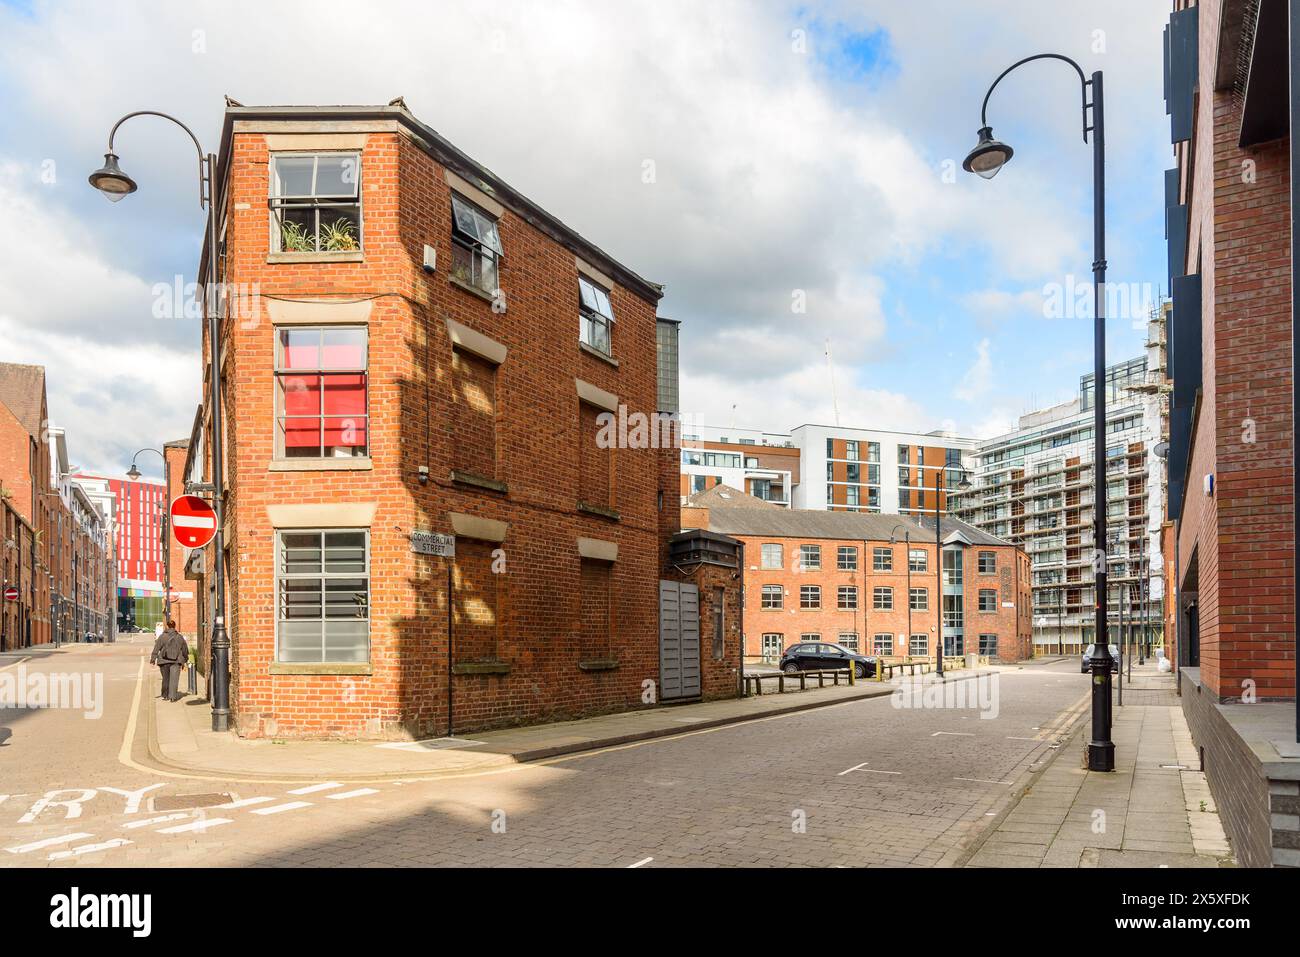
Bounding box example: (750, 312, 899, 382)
(1162, 0, 1298, 867)
(182, 102, 680, 738)
(686, 492, 1032, 664)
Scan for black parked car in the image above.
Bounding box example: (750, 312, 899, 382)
(1081, 643, 1122, 673)
(779, 642, 877, 678)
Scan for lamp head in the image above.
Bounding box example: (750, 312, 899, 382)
(89, 152, 137, 202)
(962, 126, 1014, 180)
(126, 464, 142, 481)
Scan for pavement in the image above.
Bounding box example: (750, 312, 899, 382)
(962, 659, 1235, 868)
(145, 658, 1006, 782)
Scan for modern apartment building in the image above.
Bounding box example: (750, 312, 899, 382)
(949, 357, 1165, 657)
(692, 502, 1031, 663)
(791, 424, 977, 516)
(679, 425, 799, 505)
(1160, 0, 1298, 868)
(180, 101, 681, 738)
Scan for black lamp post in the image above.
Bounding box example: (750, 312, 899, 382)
(933, 466, 972, 677)
(92, 111, 231, 733)
(126, 448, 172, 620)
(890, 523, 913, 661)
(964, 53, 1114, 771)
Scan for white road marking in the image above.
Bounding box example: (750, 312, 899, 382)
(931, 731, 975, 737)
(122, 813, 191, 829)
(953, 777, 1014, 786)
(628, 857, 654, 868)
(48, 838, 131, 860)
(214, 796, 275, 810)
(288, 782, 343, 795)
(251, 801, 312, 816)
(326, 788, 379, 800)
(1005, 736, 1040, 741)
(158, 817, 232, 834)
(6, 832, 94, 854)
(837, 762, 871, 776)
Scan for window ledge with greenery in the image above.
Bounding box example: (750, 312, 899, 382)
(270, 457, 373, 472)
(577, 502, 620, 521)
(577, 658, 619, 672)
(270, 662, 373, 676)
(268, 251, 365, 265)
(452, 660, 511, 676)
(451, 470, 507, 494)
(579, 342, 618, 367)
(449, 274, 498, 303)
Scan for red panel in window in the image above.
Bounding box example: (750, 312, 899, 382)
(283, 417, 321, 449)
(321, 340, 365, 370)
(322, 374, 366, 417)
(323, 417, 367, 451)
(282, 375, 321, 416)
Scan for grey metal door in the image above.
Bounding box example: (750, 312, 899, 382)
(659, 581, 700, 700)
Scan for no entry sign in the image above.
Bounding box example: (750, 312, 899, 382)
(3, 586, 17, 602)
(170, 495, 218, 549)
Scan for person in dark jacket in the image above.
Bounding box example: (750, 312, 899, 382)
(150, 620, 190, 702)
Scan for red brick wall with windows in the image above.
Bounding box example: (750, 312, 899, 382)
(1175, 0, 1295, 701)
(734, 535, 1029, 662)
(197, 113, 673, 738)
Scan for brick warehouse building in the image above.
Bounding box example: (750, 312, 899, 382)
(181, 101, 686, 738)
(1161, 0, 1298, 867)
(684, 488, 1032, 664)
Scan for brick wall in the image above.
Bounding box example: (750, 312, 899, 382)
(733, 534, 1029, 662)
(198, 117, 673, 738)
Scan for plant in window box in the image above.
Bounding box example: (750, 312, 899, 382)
(320, 218, 359, 252)
(279, 220, 315, 252)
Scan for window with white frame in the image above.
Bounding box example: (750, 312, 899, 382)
(979, 589, 998, 612)
(760, 543, 783, 569)
(800, 544, 821, 570)
(872, 633, 892, 655)
(979, 633, 998, 656)
(275, 326, 368, 458)
(837, 545, 858, 570)
(873, 586, 893, 610)
(761, 585, 783, 609)
(450, 194, 503, 294)
(270, 153, 361, 253)
(800, 633, 821, 643)
(800, 585, 821, 609)
(838, 632, 859, 651)
(873, 546, 893, 571)
(579, 276, 615, 356)
(909, 587, 928, 611)
(276, 529, 369, 663)
(909, 633, 928, 656)
(978, 550, 997, 574)
(909, 548, 928, 572)
(837, 586, 858, 610)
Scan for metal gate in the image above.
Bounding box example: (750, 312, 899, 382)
(659, 581, 700, 700)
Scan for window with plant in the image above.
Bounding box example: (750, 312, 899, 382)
(269, 153, 362, 253)
(578, 276, 615, 355)
(450, 194, 503, 294)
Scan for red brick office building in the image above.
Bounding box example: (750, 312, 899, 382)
(182, 101, 679, 738)
(687, 493, 1032, 664)
(1162, 0, 1298, 867)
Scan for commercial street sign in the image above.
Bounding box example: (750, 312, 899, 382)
(169, 495, 218, 549)
(410, 530, 455, 557)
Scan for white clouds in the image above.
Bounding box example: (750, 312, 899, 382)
(954, 337, 993, 403)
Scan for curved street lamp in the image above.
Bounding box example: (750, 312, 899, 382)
(963, 53, 1114, 771)
(91, 110, 231, 733)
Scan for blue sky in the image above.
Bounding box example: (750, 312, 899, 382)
(0, 0, 1172, 476)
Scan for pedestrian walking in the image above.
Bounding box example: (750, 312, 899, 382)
(150, 619, 190, 702)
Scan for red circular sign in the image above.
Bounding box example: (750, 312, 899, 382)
(169, 495, 218, 549)
(3, 586, 18, 602)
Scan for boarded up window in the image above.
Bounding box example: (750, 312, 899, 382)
(579, 558, 612, 660)
(579, 401, 612, 508)
(452, 539, 501, 661)
(451, 348, 497, 480)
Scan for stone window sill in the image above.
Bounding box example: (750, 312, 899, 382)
(270, 457, 373, 472)
(579, 342, 619, 367)
(270, 662, 372, 676)
(578, 502, 620, 521)
(267, 251, 365, 265)
(578, 658, 619, 672)
(452, 470, 508, 494)
(452, 660, 511, 676)
(449, 275, 498, 303)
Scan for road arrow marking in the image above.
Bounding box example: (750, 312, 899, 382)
(5, 832, 94, 854)
(49, 838, 131, 860)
